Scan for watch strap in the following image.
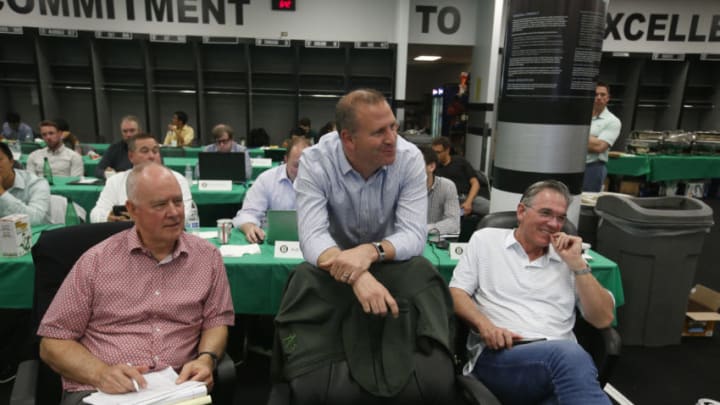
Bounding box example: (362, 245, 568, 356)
(197, 351, 218, 369)
(572, 267, 592, 276)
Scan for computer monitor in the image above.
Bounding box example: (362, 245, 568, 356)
(198, 152, 247, 183)
(264, 148, 286, 162)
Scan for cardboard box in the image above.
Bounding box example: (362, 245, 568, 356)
(683, 284, 720, 337)
(0, 214, 32, 257)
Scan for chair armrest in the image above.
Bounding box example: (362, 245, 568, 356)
(211, 354, 236, 404)
(9, 360, 39, 405)
(456, 375, 501, 405)
(266, 382, 291, 405)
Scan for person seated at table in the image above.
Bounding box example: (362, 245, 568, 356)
(196, 124, 251, 181)
(54, 118, 83, 155)
(0, 142, 50, 224)
(38, 163, 235, 405)
(422, 146, 460, 235)
(90, 133, 192, 223)
(94, 115, 141, 178)
(2, 112, 34, 142)
(232, 136, 310, 243)
(449, 180, 614, 405)
(163, 111, 194, 147)
(26, 120, 83, 178)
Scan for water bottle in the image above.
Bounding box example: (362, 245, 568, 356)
(186, 200, 200, 235)
(184, 164, 193, 184)
(42, 156, 54, 185)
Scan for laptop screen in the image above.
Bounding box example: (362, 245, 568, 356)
(265, 210, 299, 244)
(198, 152, 246, 183)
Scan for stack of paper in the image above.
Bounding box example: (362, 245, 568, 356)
(83, 367, 209, 405)
(219, 244, 261, 257)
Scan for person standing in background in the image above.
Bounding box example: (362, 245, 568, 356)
(583, 82, 621, 192)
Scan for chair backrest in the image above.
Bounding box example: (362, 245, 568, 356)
(477, 211, 578, 235)
(32, 221, 134, 329)
(28, 221, 134, 403)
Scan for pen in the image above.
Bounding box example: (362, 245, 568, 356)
(127, 363, 140, 392)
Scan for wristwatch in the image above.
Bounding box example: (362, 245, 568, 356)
(373, 242, 385, 262)
(572, 267, 592, 276)
(197, 351, 218, 370)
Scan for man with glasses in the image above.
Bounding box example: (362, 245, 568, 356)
(94, 116, 141, 178)
(90, 133, 192, 223)
(197, 124, 251, 181)
(450, 180, 614, 404)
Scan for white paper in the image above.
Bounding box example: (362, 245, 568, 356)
(250, 158, 272, 167)
(83, 367, 207, 405)
(75, 177, 102, 184)
(219, 244, 261, 257)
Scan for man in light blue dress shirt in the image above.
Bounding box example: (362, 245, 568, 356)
(232, 137, 310, 243)
(295, 88, 427, 317)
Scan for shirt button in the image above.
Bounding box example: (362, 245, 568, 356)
(155, 327, 161, 332)
(155, 291, 160, 296)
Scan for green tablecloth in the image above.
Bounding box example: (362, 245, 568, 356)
(0, 227, 625, 316)
(607, 154, 720, 182)
(85, 143, 110, 155)
(607, 155, 650, 177)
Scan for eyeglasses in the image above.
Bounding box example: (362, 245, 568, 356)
(524, 205, 567, 223)
(215, 138, 232, 145)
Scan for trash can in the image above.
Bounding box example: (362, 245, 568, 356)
(595, 195, 714, 346)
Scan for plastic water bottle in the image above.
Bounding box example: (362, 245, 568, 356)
(186, 200, 200, 235)
(184, 164, 193, 184)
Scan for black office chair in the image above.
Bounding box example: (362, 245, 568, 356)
(10, 222, 235, 405)
(466, 211, 621, 386)
(266, 261, 501, 405)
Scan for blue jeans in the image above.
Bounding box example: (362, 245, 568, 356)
(583, 161, 607, 192)
(472, 340, 610, 405)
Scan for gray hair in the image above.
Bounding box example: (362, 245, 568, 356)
(335, 88, 388, 134)
(126, 162, 171, 202)
(520, 180, 572, 207)
(121, 115, 141, 128)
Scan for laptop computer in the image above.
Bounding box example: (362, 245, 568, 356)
(265, 210, 299, 245)
(198, 152, 246, 184)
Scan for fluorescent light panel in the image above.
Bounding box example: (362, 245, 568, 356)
(414, 55, 442, 61)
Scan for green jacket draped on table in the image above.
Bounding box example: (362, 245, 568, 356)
(272, 256, 455, 397)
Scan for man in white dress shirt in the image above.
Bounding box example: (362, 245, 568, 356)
(90, 133, 192, 223)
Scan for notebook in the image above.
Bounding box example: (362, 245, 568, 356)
(198, 152, 246, 183)
(265, 210, 299, 244)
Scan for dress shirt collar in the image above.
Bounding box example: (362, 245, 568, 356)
(593, 107, 610, 121)
(126, 226, 189, 263)
(276, 163, 292, 184)
(504, 229, 562, 264)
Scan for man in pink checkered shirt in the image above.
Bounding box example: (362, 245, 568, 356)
(37, 163, 235, 404)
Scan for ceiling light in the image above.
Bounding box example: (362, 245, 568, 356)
(414, 55, 442, 61)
